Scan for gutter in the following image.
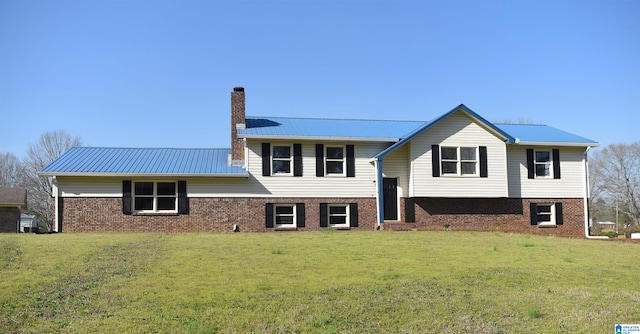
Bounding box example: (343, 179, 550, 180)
(509, 140, 601, 148)
(237, 134, 401, 142)
(582, 146, 607, 239)
(38, 172, 249, 178)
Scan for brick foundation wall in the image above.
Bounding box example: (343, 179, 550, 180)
(400, 197, 585, 238)
(0, 207, 20, 233)
(61, 197, 378, 233)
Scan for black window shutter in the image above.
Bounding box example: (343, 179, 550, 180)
(432, 145, 440, 177)
(526, 149, 535, 179)
(530, 203, 538, 225)
(555, 203, 563, 225)
(346, 145, 355, 177)
(58, 197, 64, 232)
(262, 143, 271, 176)
(177, 181, 189, 214)
(265, 203, 274, 228)
(296, 203, 305, 228)
(122, 180, 132, 214)
(479, 146, 488, 178)
(349, 203, 359, 227)
(293, 144, 303, 177)
(316, 144, 325, 177)
(552, 149, 561, 179)
(320, 203, 328, 227)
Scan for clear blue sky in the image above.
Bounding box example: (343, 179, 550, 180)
(1, 0, 638, 159)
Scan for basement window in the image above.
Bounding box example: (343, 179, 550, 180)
(274, 204, 296, 227)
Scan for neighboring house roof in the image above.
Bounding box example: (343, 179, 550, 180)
(495, 124, 600, 146)
(238, 116, 427, 141)
(0, 188, 27, 207)
(40, 147, 248, 177)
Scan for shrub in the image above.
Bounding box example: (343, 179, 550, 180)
(621, 225, 640, 238)
(599, 230, 618, 239)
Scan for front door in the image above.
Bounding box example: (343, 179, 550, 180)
(383, 178, 398, 220)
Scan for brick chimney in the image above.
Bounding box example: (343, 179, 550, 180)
(231, 87, 246, 164)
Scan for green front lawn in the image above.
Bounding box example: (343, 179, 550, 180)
(1, 231, 638, 333)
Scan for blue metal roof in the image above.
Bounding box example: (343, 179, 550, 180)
(40, 147, 248, 177)
(239, 116, 426, 141)
(373, 104, 598, 160)
(495, 124, 599, 146)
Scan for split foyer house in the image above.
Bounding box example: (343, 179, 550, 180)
(40, 87, 599, 237)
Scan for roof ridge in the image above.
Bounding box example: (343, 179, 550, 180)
(73, 147, 231, 150)
(246, 115, 428, 123)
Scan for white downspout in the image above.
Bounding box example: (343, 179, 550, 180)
(583, 146, 607, 239)
(52, 177, 59, 232)
(374, 159, 384, 228)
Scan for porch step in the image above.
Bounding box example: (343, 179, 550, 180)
(383, 222, 417, 231)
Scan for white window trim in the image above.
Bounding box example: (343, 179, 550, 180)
(328, 203, 350, 228)
(133, 181, 177, 213)
(274, 204, 296, 228)
(534, 150, 553, 179)
(272, 145, 292, 176)
(441, 146, 478, 177)
(536, 203, 556, 227)
(325, 145, 346, 176)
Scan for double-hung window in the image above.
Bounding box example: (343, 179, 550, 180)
(320, 203, 358, 228)
(274, 204, 295, 227)
(325, 146, 345, 175)
(527, 148, 560, 179)
(441, 146, 477, 176)
(272, 145, 292, 175)
(133, 181, 177, 213)
(530, 202, 563, 227)
(328, 204, 349, 227)
(265, 203, 305, 229)
(535, 151, 551, 178)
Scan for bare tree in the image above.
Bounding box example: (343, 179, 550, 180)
(493, 117, 538, 125)
(590, 142, 640, 227)
(23, 130, 82, 231)
(0, 152, 25, 188)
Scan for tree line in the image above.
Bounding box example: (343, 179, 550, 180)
(0, 130, 81, 232)
(589, 142, 640, 234)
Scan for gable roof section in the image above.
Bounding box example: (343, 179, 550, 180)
(238, 116, 426, 142)
(495, 124, 599, 147)
(0, 188, 27, 207)
(40, 147, 248, 177)
(374, 104, 514, 160)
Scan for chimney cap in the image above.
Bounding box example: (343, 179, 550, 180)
(233, 87, 245, 92)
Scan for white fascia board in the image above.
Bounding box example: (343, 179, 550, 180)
(38, 172, 249, 178)
(509, 141, 600, 147)
(238, 134, 401, 142)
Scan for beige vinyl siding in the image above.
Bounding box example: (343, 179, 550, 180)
(409, 112, 508, 197)
(382, 145, 409, 197)
(507, 146, 586, 198)
(57, 177, 122, 197)
(240, 140, 386, 198)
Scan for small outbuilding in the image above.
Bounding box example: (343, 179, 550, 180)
(20, 214, 38, 233)
(0, 188, 28, 233)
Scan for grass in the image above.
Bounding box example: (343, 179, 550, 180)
(1, 231, 639, 333)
